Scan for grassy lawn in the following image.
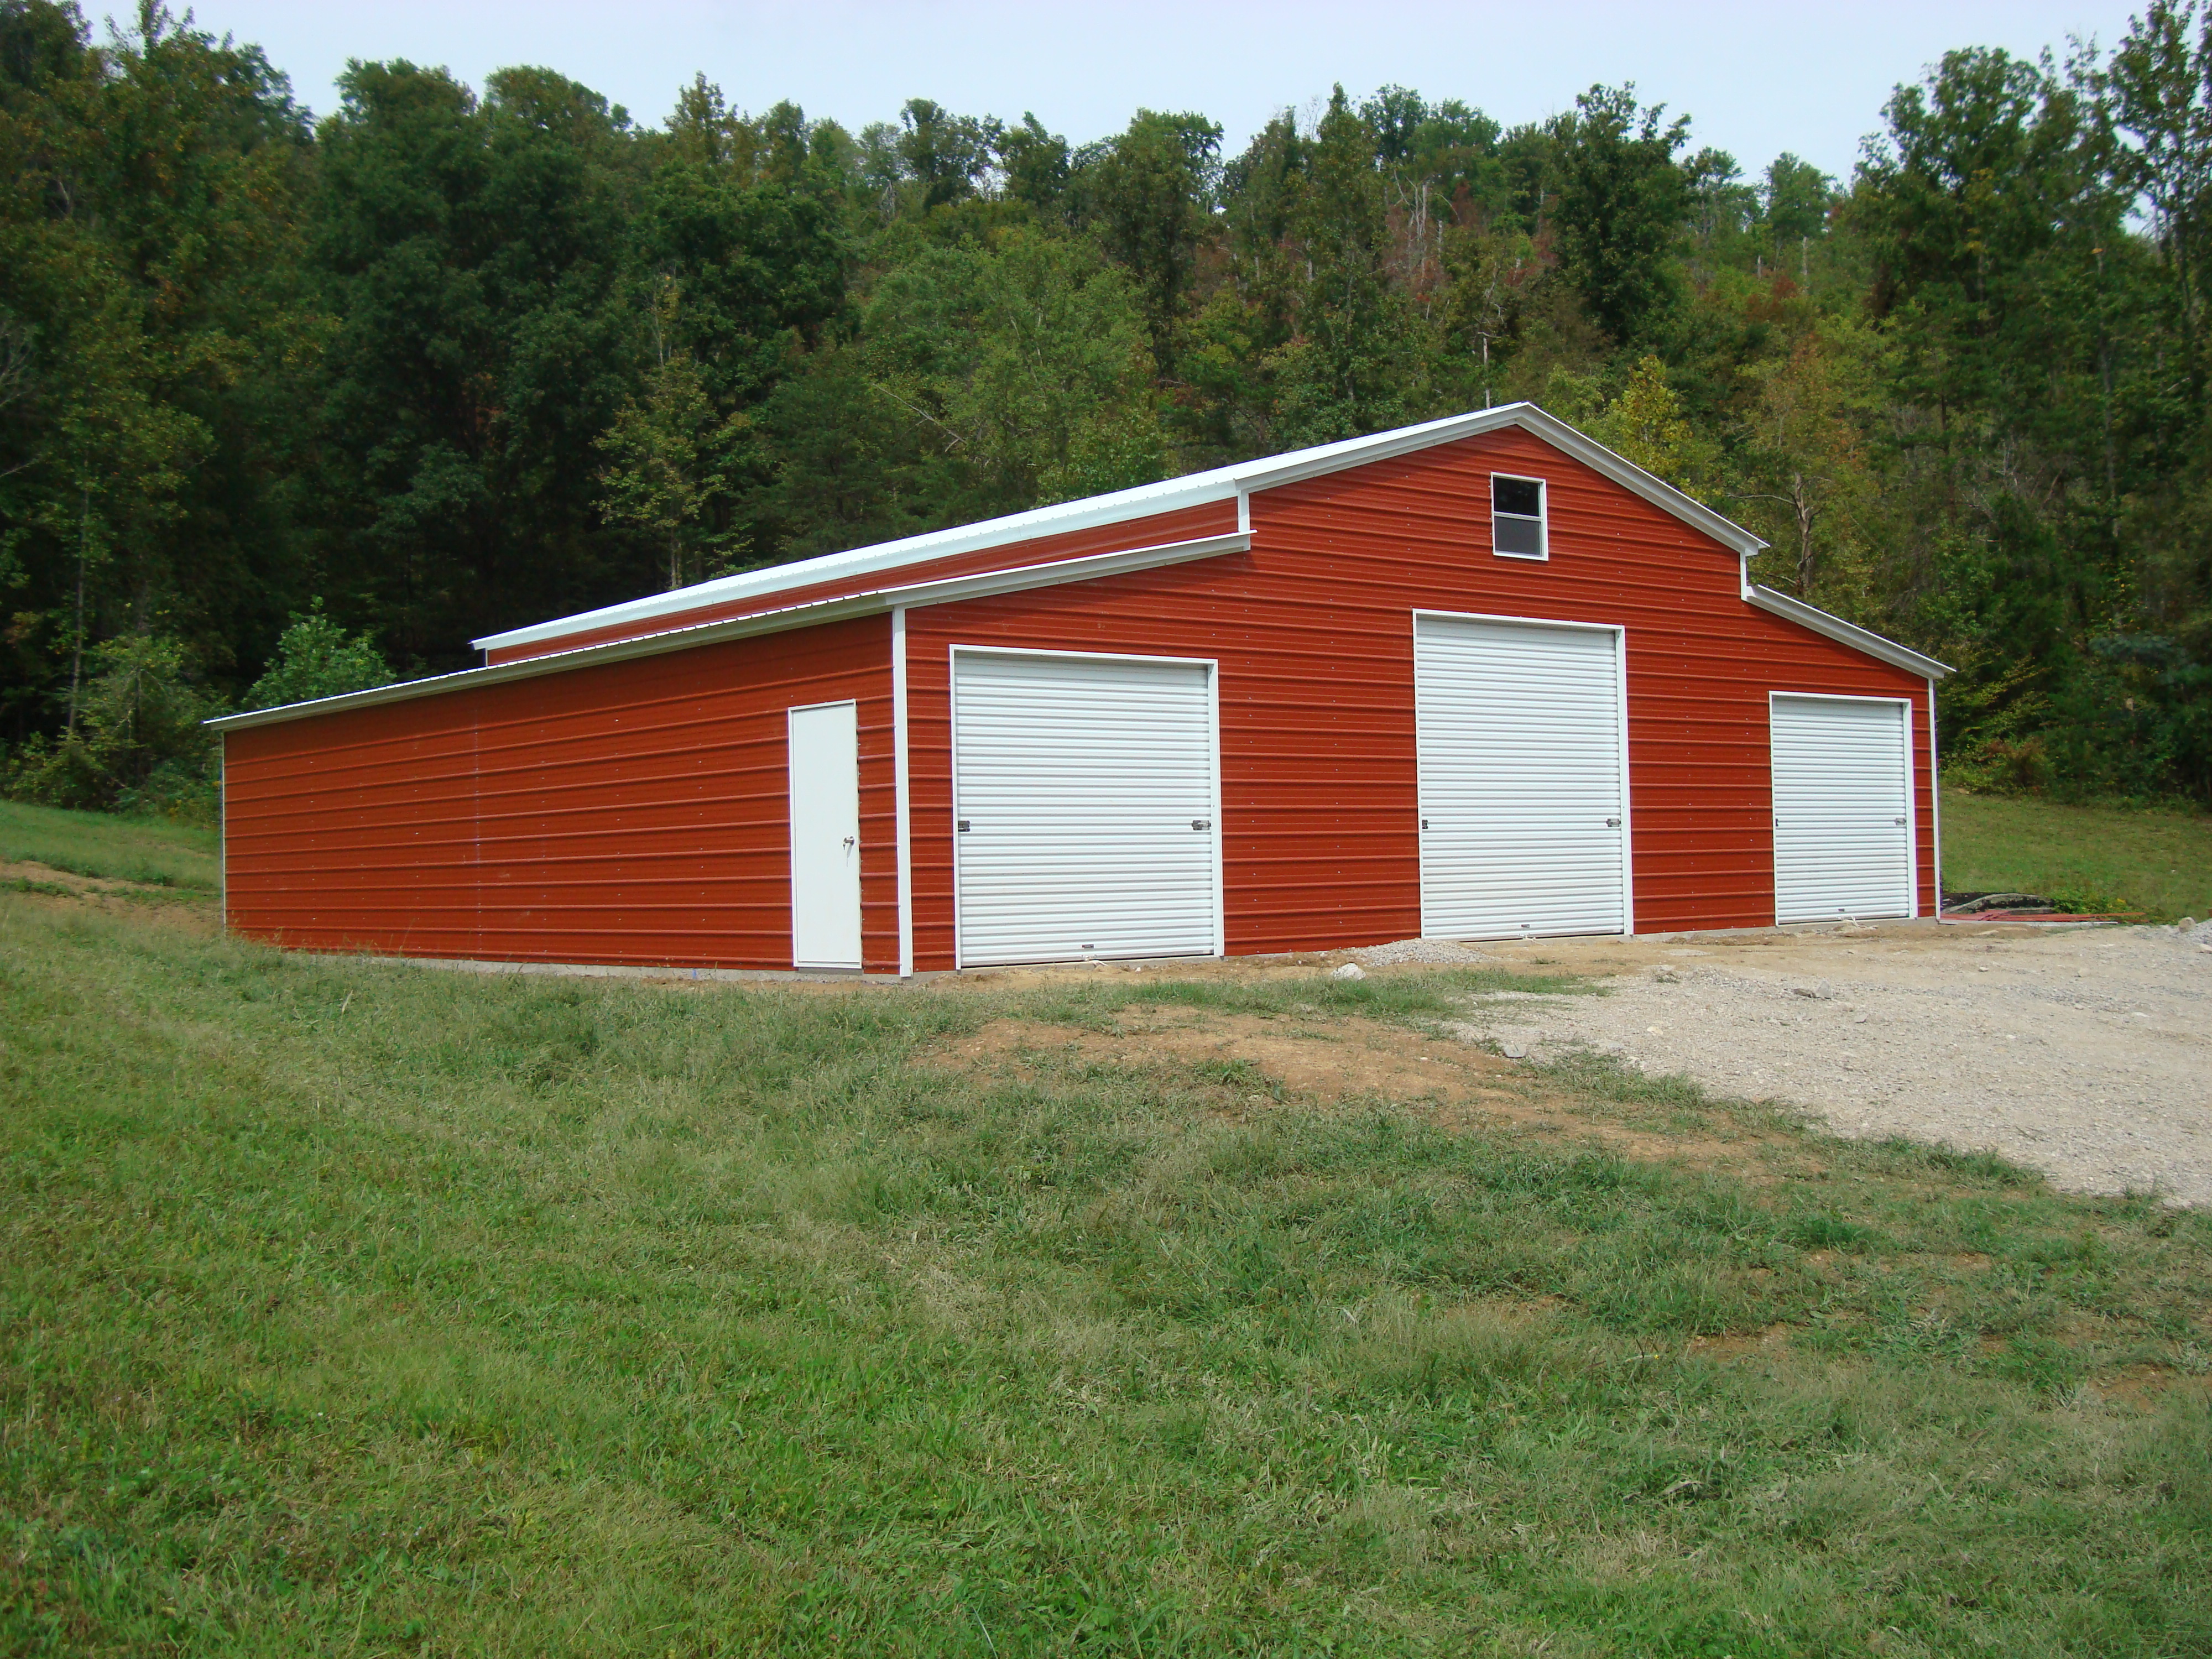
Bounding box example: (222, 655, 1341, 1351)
(0, 799, 218, 891)
(2, 806, 2208, 1655)
(1941, 788, 2212, 921)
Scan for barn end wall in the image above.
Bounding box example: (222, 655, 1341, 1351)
(484, 502, 1240, 664)
(904, 428, 1934, 969)
(223, 615, 898, 971)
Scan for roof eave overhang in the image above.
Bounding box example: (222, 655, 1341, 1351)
(472, 477, 1245, 653)
(1745, 584, 1953, 680)
(211, 531, 1249, 733)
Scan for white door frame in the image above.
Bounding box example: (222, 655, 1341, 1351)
(787, 698, 863, 969)
(1767, 690, 1919, 923)
(1411, 609, 1635, 939)
(947, 643, 1224, 971)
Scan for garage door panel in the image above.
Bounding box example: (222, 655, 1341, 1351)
(1770, 695, 1913, 924)
(1416, 615, 1626, 941)
(954, 652, 1218, 967)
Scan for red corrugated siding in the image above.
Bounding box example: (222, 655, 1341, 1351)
(225, 616, 896, 971)
(902, 429, 1934, 969)
(485, 501, 1239, 664)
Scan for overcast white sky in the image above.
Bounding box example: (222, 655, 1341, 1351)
(174, 0, 2143, 182)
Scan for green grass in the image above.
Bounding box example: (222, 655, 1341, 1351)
(1942, 787, 2212, 921)
(3, 882, 2208, 1655)
(0, 799, 218, 891)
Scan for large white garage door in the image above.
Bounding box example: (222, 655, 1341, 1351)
(1416, 614, 1627, 940)
(1771, 694, 1914, 924)
(953, 650, 1219, 967)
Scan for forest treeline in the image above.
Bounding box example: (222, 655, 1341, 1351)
(2, 0, 2210, 812)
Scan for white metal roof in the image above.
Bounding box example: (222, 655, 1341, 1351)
(473, 401, 1769, 655)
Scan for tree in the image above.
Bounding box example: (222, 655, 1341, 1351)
(242, 599, 393, 709)
(596, 291, 755, 590)
(1551, 84, 1689, 341)
(1086, 108, 1222, 371)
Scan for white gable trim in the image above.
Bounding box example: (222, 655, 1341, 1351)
(473, 403, 1767, 655)
(1746, 585, 1952, 680)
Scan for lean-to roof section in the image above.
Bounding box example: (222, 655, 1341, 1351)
(211, 533, 1247, 733)
(472, 403, 1769, 660)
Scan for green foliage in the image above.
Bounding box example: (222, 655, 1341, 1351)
(240, 599, 393, 711)
(2, 633, 222, 815)
(3, 4, 2212, 805)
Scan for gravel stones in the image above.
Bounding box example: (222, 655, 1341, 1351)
(1353, 937, 1495, 967)
(1449, 925, 2212, 1206)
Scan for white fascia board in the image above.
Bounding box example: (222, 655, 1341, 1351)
(479, 403, 1768, 657)
(1746, 585, 1953, 680)
(473, 474, 1245, 652)
(210, 533, 1249, 733)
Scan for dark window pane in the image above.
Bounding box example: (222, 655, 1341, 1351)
(1493, 513, 1544, 556)
(1493, 476, 1542, 518)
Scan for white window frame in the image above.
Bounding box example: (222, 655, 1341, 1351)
(1767, 690, 1919, 923)
(947, 643, 1225, 970)
(1411, 609, 1634, 939)
(1489, 472, 1549, 561)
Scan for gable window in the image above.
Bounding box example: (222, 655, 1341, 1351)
(1491, 474, 1547, 560)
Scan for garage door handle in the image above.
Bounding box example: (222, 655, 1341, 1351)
(1894, 817, 1907, 826)
(1421, 818, 1430, 830)
(957, 820, 971, 832)
(1606, 817, 1621, 827)
(1192, 819, 1211, 831)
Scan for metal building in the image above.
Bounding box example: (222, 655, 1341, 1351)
(212, 405, 1950, 973)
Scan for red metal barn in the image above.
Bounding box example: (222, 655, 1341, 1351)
(213, 406, 1950, 974)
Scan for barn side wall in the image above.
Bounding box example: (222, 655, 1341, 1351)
(223, 615, 896, 971)
(484, 501, 1239, 664)
(904, 428, 1934, 970)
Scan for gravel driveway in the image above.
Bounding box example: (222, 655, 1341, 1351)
(1445, 921, 2212, 1206)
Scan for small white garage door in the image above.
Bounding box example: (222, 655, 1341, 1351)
(953, 650, 1219, 967)
(1770, 693, 1915, 924)
(1416, 614, 1627, 940)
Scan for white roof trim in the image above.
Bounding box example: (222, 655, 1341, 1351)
(475, 403, 1768, 654)
(213, 532, 1248, 732)
(1746, 584, 1952, 680)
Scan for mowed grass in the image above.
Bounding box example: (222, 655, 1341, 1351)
(1941, 787, 2212, 921)
(0, 817, 2206, 1654)
(0, 800, 218, 891)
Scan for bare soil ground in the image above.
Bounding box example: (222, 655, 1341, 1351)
(929, 1008, 1798, 1180)
(944, 918, 2212, 1206)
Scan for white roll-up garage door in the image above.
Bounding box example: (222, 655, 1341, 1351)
(1415, 613, 1627, 940)
(1771, 693, 1914, 924)
(953, 650, 1219, 967)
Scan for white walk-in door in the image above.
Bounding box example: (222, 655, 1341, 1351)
(789, 700, 862, 968)
(953, 650, 1218, 967)
(1770, 693, 1914, 924)
(1416, 614, 1627, 940)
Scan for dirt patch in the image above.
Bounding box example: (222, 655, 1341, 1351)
(1686, 1324, 1794, 1360)
(1, 859, 218, 933)
(930, 1008, 1790, 1177)
(2084, 1363, 2212, 1412)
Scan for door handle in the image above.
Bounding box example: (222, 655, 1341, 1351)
(1606, 817, 1621, 828)
(1191, 819, 1211, 831)
(1421, 818, 1430, 830)
(843, 836, 857, 849)
(957, 820, 971, 832)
